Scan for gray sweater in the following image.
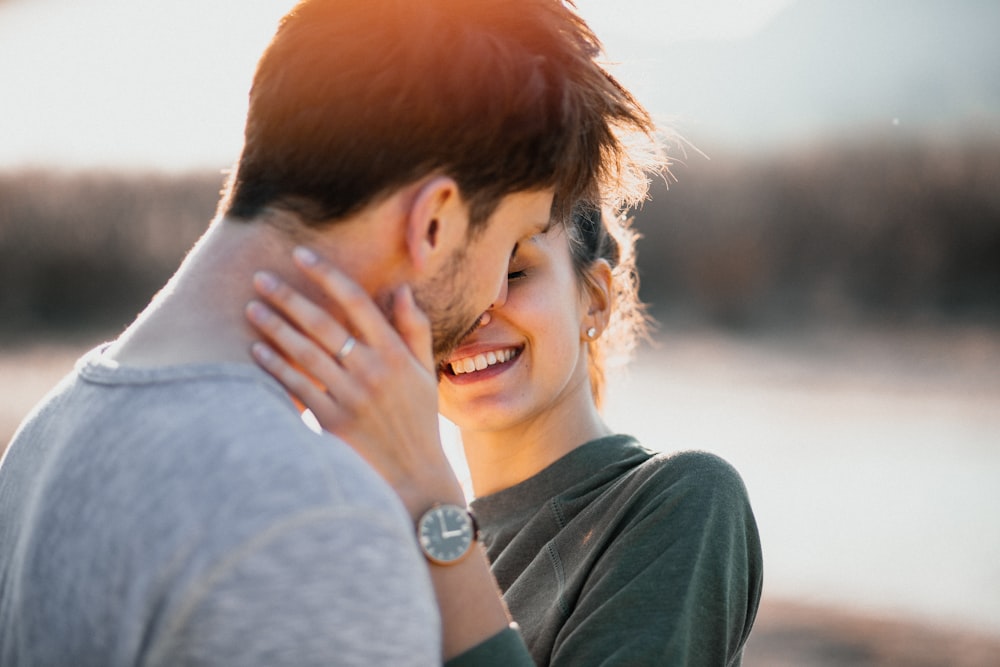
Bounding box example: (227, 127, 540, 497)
(470, 435, 764, 666)
(0, 346, 440, 666)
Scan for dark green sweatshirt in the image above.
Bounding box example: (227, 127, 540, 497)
(468, 435, 763, 666)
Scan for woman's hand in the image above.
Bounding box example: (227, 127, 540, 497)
(245, 246, 464, 517)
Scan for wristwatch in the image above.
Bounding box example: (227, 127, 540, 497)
(417, 503, 478, 565)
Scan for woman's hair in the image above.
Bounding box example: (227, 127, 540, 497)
(218, 0, 664, 231)
(567, 202, 651, 409)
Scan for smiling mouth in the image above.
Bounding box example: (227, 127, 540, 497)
(444, 347, 521, 376)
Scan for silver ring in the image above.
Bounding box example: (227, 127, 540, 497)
(335, 335, 357, 362)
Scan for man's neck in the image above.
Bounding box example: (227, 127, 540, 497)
(106, 218, 297, 368)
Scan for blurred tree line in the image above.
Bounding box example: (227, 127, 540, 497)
(636, 135, 1000, 328)
(0, 170, 219, 340)
(1, 135, 998, 342)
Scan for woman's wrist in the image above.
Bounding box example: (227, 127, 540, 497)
(396, 461, 468, 521)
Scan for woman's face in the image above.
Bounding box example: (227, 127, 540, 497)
(437, 225, 598, 433)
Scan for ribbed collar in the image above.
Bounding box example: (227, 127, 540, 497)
(77, 343, 289, 398)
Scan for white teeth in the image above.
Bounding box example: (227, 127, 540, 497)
(449, 348, 517, 375)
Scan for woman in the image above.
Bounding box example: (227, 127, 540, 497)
(246, 204, 763, 665)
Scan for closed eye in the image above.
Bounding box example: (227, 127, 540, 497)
(507, 270, 527, 281)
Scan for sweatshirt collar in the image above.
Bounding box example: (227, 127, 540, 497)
(471, 434, 651, 523)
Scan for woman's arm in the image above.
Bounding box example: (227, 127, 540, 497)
(244, 246, 532, 665)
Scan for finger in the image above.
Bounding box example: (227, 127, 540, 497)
(246, 300, 385, 420)
(392, 284, 434, 372)
(252, 270, 355, 360)
(292, 246, 404, 350)
(249, 341, 350, 427)
(246, 300, 356, 397)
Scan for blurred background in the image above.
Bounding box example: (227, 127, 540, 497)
(2, 1, 999, 663)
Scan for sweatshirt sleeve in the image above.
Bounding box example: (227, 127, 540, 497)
(550, 452, 763, 667)
(444, 624, 534, 667)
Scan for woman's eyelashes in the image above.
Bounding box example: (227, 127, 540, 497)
(508, 236, 546, 282)
(507, 269, 527, 282)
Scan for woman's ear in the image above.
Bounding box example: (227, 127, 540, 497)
(582, 259, 613, 335)
(405, 176, 469, 273)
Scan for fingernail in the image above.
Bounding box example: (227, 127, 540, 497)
(251, 341, 274, 362)
(293, 246, 318, 267)
(246, 301, 271, 323)
(254, 271, 278, 294)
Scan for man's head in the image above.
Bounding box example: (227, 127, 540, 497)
(219, 0, 662, 357)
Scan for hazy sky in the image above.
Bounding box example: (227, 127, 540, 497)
(0, 0, 794, 171)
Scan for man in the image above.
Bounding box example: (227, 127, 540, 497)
(0, 1, 658, 665)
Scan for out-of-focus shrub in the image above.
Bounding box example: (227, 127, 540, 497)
(634, 134, 1000, 328)
(0, 170, 222, 339)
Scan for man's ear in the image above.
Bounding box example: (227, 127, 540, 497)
(405, 176, 469, 272)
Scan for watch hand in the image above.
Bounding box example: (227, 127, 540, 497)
(441, 528, 465, 538)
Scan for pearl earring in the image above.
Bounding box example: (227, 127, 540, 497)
(586, 327, 597, 339)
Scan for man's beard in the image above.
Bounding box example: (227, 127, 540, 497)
(410, 248, 482, 363)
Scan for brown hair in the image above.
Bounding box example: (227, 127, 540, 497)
(567, 202, 651, 408)
(219, 0, 661, 231)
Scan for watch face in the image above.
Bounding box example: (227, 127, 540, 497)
(418, 504, 474, 565)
